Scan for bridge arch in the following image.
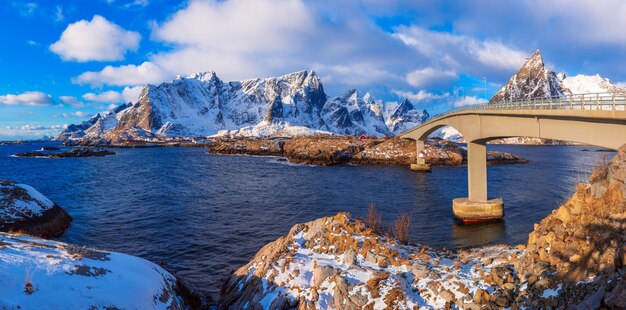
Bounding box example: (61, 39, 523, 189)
(399, 93, 626, 222)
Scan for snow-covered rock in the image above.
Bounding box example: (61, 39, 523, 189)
(560, 74, 626, 95)
(56, 103, 132, 141)
(0, 180, 72, 238)
(220, 213, 523, 309)
(430, 126, 464, 143)
(59, 70, 429, 142)
(0, 233, 194, 309)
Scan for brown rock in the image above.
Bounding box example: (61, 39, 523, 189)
(604, 284, 626, 309)
(473, 289, 489, 304)
(440, 289, 456, 303)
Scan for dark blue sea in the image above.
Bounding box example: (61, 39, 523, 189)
(0, 142, 611, 297)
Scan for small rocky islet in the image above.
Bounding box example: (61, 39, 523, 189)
(14, 147, 116, 158)
(0, 146, 623, 308)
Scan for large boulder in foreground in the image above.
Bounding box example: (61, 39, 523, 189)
(220, 213, 522, 309)
(0, 180, 72, 238)
(0, 233, 196, 309)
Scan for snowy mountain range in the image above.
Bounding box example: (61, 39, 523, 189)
(58, 70, 429, 142)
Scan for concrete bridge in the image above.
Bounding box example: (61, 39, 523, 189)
(400, 92, 626, 222)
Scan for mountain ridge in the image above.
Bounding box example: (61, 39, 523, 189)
(58, 70, 429, 142)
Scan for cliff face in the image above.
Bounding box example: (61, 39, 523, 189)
(515, 146, 626, 308)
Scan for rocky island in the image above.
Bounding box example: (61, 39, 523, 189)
(207, 136, 528, 167)
(15, 147, 115, 158)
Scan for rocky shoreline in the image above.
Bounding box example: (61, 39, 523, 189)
(218, 145, 626, 309)
(207, 136, 528, 167)
(0, 180, 199, 308)
(2, 145, 624, 308)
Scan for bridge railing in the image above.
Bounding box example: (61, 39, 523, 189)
(476, 92, 626, 111)
(421, 92, 626, 127)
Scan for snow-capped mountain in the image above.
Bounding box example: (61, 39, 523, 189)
(560, 74, 626, 95)
(491, 49, 626, 102)
(436, 49, 626, 143)
(490, 49, 566, 102)
(59, 70, 429, 141)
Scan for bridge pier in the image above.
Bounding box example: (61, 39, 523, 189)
(453, 141, 504, 223)
(410, 140, 431, 172)
(467, 141, 487, 201)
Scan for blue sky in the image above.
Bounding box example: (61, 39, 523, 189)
(2, 0, 626, 140)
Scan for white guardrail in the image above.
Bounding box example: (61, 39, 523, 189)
(477, 92, 626, 111)
(426, 92, 626, 123)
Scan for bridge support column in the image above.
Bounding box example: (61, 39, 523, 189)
(453, 141, 504, 223)
(468, 141, 487, 201)
(410, 140, 431, 172)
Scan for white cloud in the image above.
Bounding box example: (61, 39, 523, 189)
(55, 5, 64, 22)
(50, 15, 140, 62)
(393, 90, 449, 103)
(393, 26, 527, 79)
(59, 96, 84, 108)
(405, 67, 458, 89)
(314, 63, 403, 86)
(0, 91, 53, 106)
(124, 0, 150, 8)
(153, 0, 313, 54)
(454, 96, 488, 108)
(51, 111, 90, 118)
(122, 86, 144, 102)
(71, 0, 531, 97)
(13, 2, 38, 17)
(0, 124, 67, 140)
(82, 90, 122, 103)
(72, 0, 413, 93)
(74, 62, 167, 87)
(71, 111, 89, 118)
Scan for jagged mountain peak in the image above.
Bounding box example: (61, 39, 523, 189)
(491, 49, 625, 103)
(185, 71, 219, 83)
(490, 49, 565, 102)
(58, 70, 430, 141)
(523, 49, 545, 70)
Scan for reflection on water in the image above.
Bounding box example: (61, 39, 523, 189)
(0, 142, 611, 296)
(452, 221, 506, 248)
